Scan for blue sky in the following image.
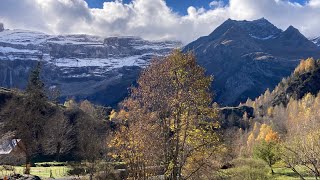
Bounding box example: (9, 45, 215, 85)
(85, 0, 308, 15)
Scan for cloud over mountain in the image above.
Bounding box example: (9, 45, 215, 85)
(0, 0, 319, 43)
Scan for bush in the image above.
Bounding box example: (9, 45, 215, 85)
(67, 167, 87, 176)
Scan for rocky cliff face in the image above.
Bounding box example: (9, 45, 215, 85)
(311, 37, 320, 46)
(0, 23, 3, 32)
(184, 18, 320, 105)
(0, 28, 181, 106)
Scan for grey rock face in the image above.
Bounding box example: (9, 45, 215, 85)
(0, 23, 3, 32)
(236, 18, 283, 39)
(0, 30, 181, 106)
(219, 106, 254, 129)
(184, 18, 320, 105)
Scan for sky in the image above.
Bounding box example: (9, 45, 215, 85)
(84, 0, 226, 14)
(84, 0, 308, 15)
(0, 0, 319, 43)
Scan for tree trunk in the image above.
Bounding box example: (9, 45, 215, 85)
(291, 167, 306, 180)
(55, 143, 61, 162)
(312, 163, 320, 180)
(24, 155, 31, 174)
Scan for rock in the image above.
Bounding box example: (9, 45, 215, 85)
(8, 174, 41, 180)
(220, 106, 254, 118)
(219, 106, 254, 129)
(0, 23, 3, 32)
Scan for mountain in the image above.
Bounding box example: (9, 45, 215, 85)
(184, 18, 320, 105)
(0, 26, 181, 106)
(311, 37, 320, 46)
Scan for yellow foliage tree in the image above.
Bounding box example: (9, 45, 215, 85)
(294, 58, 316, 75)
(110, 50, 221, 179)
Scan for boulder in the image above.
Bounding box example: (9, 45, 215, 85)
(8, 174, 41, 180)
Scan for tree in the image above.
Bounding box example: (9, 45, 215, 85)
(47, 85, 61, 105)
(282, 130, 320, 180)
(110, 50, 221, 179)
(294, 58, 317, 75)
(0, 62, 52, 174)
(283, 93, 320, 179)
(64, 99, 78, 109)
(26, 62, 45, 97)
(253, 140, 280, 174)
(70, 100, 107, 180)
(42, 109, 74, 161)
(77, 112, 105, 180)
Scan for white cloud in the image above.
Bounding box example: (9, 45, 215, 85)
(0, 0, 319, 43)
(209, 0, 225, 8)
(310, 0, 320, 7)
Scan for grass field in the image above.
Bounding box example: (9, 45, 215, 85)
(0, 165, 71, 179)
(218, 159, 317, 180)
(274, 167, 315, 180)
(0, 161, 317, 179)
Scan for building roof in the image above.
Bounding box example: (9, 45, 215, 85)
(0, 139, 20, 155)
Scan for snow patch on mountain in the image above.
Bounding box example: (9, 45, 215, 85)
(311, 37, 320, 46)
(51, 55, 147, 69)
(250, 34, 275, 40)
(0, 29, 50, 45)
(0, 47, 40, 54)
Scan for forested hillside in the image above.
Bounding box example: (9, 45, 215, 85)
(225, 58, 320, 179)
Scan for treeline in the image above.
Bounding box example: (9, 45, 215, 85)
(0, 63, 109, 175)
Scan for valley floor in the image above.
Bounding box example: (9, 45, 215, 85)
(0, 161, 317, 180)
